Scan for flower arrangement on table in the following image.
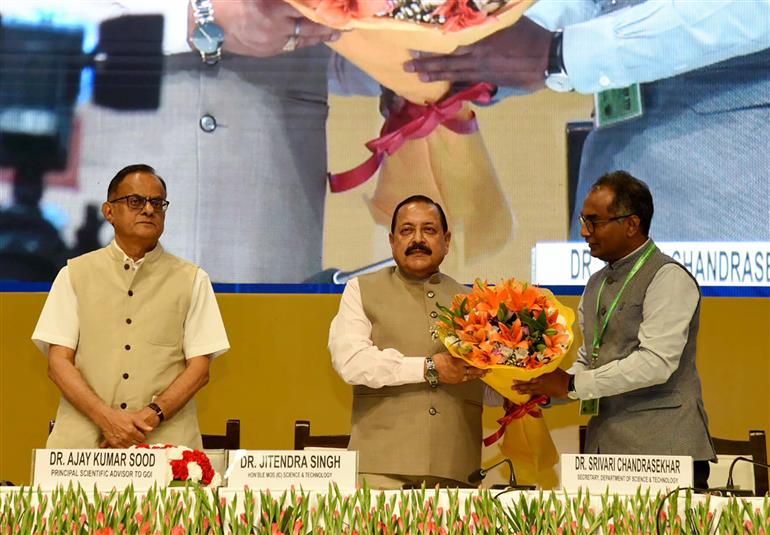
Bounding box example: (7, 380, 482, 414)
(283, 0, 534, 261)
(132, 444, 221, 488)
(434, 278, 575, 478)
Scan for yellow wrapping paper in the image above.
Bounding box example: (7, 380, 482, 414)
(442, 288, 576, 477)
(284, 0, 533, 259)
(284, 0, 535, 104)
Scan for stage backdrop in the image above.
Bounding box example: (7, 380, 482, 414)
(1, 291, 768, 487)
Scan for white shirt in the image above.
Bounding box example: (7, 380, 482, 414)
(526, 0, 770, 94)
(32, 241, 230, 359)
(329, 277, 502, 405)
(569, 241, 700, 399)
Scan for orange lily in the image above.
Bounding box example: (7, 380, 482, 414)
(313, 0, 390, 25)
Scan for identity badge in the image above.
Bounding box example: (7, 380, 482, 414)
(579, 398, 599, 416)
(594, 84, 643, 128)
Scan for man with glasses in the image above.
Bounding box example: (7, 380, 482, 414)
(32, 164, 229, 449)
(514, 170, 715, 489)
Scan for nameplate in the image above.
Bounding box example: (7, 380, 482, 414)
(33, 449, 169, 490)
(225, 450, 357, 491)
(561, 454, 693, 495)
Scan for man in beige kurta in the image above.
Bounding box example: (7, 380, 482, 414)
(33, 164, 229, 449)
(329, 195, 488, 489)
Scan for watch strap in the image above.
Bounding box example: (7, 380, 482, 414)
(547, 30, 566, 77)
(148, 402, 165, 422)
(191, 0, 215, 25)
(544, 30, 574, 92)
(425, 356, 439, 388)
(567, 374, 580, 400)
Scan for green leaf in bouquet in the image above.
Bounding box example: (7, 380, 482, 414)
(436, 303, 456, 317)
(497, 302, 508, 323)
(459, 297, 469, 318)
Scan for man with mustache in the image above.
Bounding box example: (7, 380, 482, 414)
(513, 171, 715, 489)
(32, 164, 229, 449)
(329, 195, 487, 489)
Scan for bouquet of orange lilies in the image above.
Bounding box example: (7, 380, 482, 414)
(435, 279, 575, 479)
(283, 0, 534, 262)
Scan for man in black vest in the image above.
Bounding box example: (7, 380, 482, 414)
(514, 171, 715, 489)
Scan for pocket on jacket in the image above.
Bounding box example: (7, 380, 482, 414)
(624, 391, 682, 412)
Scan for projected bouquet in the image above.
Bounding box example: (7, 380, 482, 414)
(133, 444, 221, 488)
(284, 0, 534, 260)
(434, 279, 575, 475)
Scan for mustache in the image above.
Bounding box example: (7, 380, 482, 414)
(406, 243, 432, 255)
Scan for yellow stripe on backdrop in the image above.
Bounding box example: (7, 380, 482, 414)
(1, 292, 768, 487)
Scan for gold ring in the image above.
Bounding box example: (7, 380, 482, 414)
(282, 19, 301, 52)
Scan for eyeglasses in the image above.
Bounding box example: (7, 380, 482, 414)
(579, 214, 633, 234)
(109, 194, 170, 212)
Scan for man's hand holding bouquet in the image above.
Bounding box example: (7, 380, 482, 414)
(434, 278, 575, 477)
(283, 0, 534, 260)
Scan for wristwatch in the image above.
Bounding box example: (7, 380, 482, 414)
(147, 402, 165, 422)
(190, 0, 225, 65)
(566, 374, 579, 400)
(425, 356, 439, 388)
(544, 30, 574, 92)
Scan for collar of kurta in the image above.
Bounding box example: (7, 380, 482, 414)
(393, 266, 444, 286)
(107, 239, 165, 269)
(607, 238, 653, 272)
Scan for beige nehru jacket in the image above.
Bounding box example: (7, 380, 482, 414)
(347, 267, 483, 483)
(39, 244, 225, 449)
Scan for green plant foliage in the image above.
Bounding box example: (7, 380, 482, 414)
(0, 484, 767, 534)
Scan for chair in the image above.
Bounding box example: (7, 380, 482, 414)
(710, 430, 768, 496)
(202, 419, 241, 450)
(294, 420, 350, 450)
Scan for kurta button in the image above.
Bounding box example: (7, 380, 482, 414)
(120, 403, 127, 409)
(126, 318, 132, 324)
(128, 290, 133, 296)
(122, 373, 129, 379)
(430, 311, 438, 318)
(123, 264, 130, 270)
(606, 276, 615, 285)
(200, 114, 217, 132)
(125, 344, 131, 351)
(427, 291, 435, 298)
(429, 407, 437, 415)
(600, 307, 607, 316)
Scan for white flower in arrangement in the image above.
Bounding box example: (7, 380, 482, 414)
(166, 446, 188, 461)
(187, 462, 203, 483)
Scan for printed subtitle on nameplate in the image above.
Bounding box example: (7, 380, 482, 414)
(561, 454, 693, 494)
(33, 449, 169, 490)
(225, 450, 358, 491)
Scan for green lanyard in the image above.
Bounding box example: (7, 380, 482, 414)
(591, 241, 657, 364)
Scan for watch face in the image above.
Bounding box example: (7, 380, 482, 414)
(192, 22, 225, 54)
(545, 73, 574, 93)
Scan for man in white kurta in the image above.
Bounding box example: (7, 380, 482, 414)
(33, 164, 229, 448)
